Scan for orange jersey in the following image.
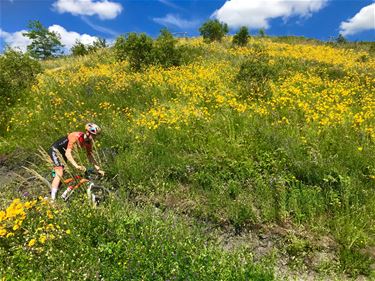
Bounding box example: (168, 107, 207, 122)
(67, 132, 93, 153)
(51, 132, 92, 155)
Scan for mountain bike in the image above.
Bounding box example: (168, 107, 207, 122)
(60, 168, 111, 206)
(18, 167, 113, 206)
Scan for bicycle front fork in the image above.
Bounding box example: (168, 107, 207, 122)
(87, 182, 96, 205)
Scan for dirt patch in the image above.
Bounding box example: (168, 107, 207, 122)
(0, 154, 8, 165)
(0, 166, 15, 188)
(214, 223, 372, 281)
(135, 186, 375, 280)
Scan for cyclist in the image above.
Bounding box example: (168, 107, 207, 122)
(48, 123, 105, 200)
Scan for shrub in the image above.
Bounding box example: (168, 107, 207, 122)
(315, 63, 347, 80)
(0, 198, 72, 279)
(71, 38, 108, 57)
(199, 19, 228, 43)
(114, 30, 186, 70)
(71, 40, 89, 56)
(357, 54, 369, 63)
(339, 248, 374, 278)
(114, 33, 154, 70)
(0, 48, 42, 133)
(258, 28, 266, 37)
(178, 44, 205, 65)
(91, 37, 107, 50)
(369, 43, 375, 56)
(87, 37, 108, 53)
(152, 29, 182, 68)
(236, 51, 279, 99)
(336, 34, 347, 44)
(233, 26, 250, 46)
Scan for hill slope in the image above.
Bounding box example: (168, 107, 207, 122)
(1, 37, 375, 280)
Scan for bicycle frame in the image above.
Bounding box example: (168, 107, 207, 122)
(63, 176, 90, 191)
(19, 167, 105, 204)
(61, 173, 97, 203)
(61, 168, 104, 203)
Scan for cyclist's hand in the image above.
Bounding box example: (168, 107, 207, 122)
(76, 165, 86, 172)
(97, 170, 105, 176)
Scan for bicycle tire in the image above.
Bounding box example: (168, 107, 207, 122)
(89, 185, 111, 206)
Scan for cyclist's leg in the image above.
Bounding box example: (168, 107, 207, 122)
(48, 147, 64, 200)
(51, 167, 63, 200)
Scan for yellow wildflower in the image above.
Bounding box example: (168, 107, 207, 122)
(39, 234, 47, 244)
(0, 211, 5, 221)
(47, 210, 54, 219)
(28, 239, 36, 247)
(24, 200, 36, 209)
(46, 224, 55, 231)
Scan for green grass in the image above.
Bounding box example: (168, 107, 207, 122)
(0, 198, 275, 280)
(1, 36, 375, 279)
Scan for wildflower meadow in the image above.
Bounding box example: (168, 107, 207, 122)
(1, 36, 374, 280)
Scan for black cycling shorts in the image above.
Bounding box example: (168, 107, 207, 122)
(48, 147, 67, 168)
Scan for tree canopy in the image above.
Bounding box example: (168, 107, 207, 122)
(199, 19, 229, 43)
(23, 20, 64, 60)
(233, 26, 250, 46)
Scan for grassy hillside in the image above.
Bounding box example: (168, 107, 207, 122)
(1, 36, 374, 280)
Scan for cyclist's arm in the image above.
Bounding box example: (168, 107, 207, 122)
(65, 148, 81, 169)
(65, 133, 85, 171)
(87, 153, 102, 171)
(87, 150, 104, 175)
(87, 152, 97, 166)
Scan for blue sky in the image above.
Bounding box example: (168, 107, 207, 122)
(0, 0, 374, 53)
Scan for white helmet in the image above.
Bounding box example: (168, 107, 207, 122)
(85, 123, 101, 135)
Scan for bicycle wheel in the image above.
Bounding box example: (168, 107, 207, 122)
(88, 185, 111, 206)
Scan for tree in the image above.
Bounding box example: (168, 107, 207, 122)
(114, 33, 154, 70)
(233, 26, 250, 46)
(88, 37, 108, 53)
(71, 38, 108, 56)
(336, 34, 347, 44)
(93, 37, 107, 49)
(152, 28, 181, 68)
(199, 19, 229, 43)
(258, 28, 266, 37)
(23, 20, 64, 60)
(369, 44, 375, 56)
(71, 40, 89, 56)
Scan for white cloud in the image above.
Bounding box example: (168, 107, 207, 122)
(48, 25, 98, 49)
(153, 14, 200, 29)
(340, 4, 375, 36)
(0, 29, 31, 52)
(81, 16, 119, 37)
(53, 0, 123, 20)
(0, 26, 98, 53)
(158, 0, 182, 10)
(213, 0, 328, 29)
